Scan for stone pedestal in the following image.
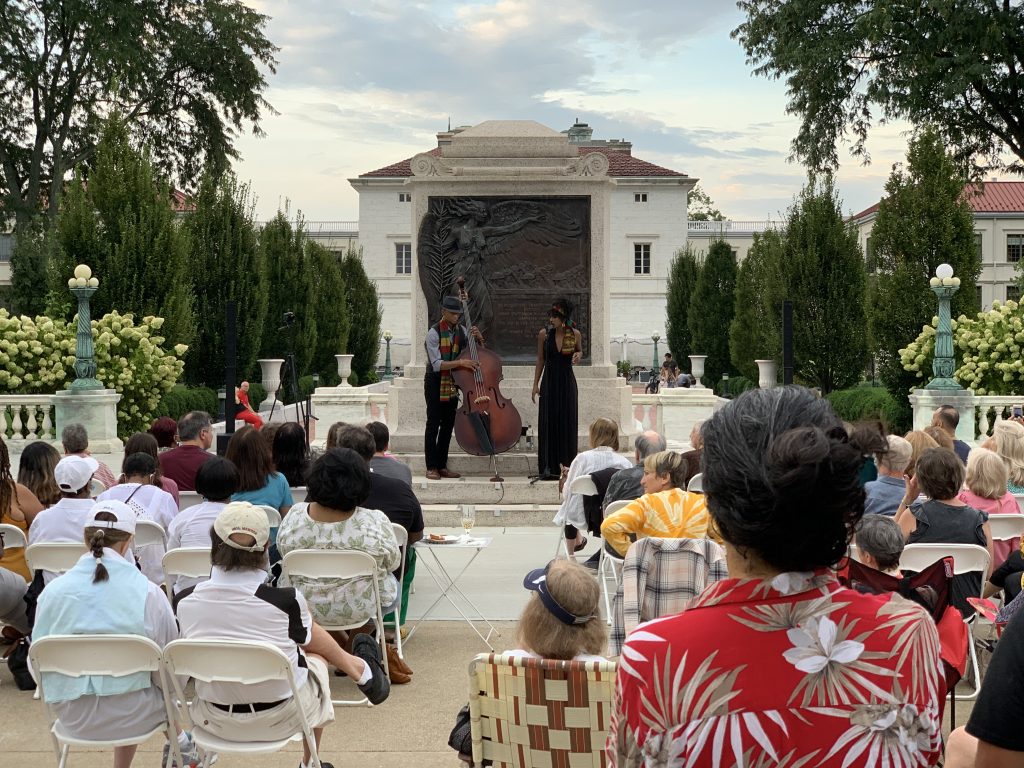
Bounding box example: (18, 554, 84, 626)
(310, 383, 390, 448)
(658, 387, 728, 447)
(909, 388, 977, 443)
(53, 389, 123, 453)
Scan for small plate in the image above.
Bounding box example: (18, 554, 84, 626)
(424, 535, 461, 544)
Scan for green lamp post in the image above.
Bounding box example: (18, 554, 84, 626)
(651, 332, 660, 372)
(67, 265, 104, 391)
(925, 263, 963, 391)
(383, 330, 394, 381)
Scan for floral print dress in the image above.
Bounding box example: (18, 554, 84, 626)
(608, 570, 944, 767)
(276, 503, 401, 627)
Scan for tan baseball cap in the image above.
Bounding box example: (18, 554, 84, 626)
(213, 502, 270, 552)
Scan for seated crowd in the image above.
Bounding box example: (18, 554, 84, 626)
(8, 394, 1024, 767)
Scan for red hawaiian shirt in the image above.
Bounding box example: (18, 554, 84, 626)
(608, 569, 944, 767)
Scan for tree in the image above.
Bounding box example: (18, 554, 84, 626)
(870, 128, 980, 409)
(259, 212, 317, 384)
(665, 246, 701, 369)
(0, 0, 278, 227)
(729, 228, 784, 380)
(782, 180, 868, 394)
(340, 248, 382, 386)
(308, 242, 350, 384)
(48, 119, 195, 347)
(733, 1, 1024, 174)
(687, 183, 725, 221)
(688, 240, 737, 386)
(9, 217, 53, 317)
(183, 172, 268, 387)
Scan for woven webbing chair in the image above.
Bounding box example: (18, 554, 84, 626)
(468, 653, 617, 768)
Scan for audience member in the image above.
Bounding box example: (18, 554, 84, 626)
(553, 418, 631, 553)
(276, 448, 405, 680)
(259, 422, 281, 454)
(16, 440, 61, 508)
(166, 457, 238, 595)
(61, 423, 116, 489)
(960, 446, 1021, 566)
(850, 420, 888, 485)
(680, 421, 704, 485)
(855, 514, 905, 576)
(158, 411, 214, 492)
(0, 531, 28, 634)
(273, 422, 311, 488)
(896, 446, 993, 617)
(148, 416, 178, 450)
(863, 435, 912, 516)
(31, 500, 198, 768)
(29, 457, 100, 575)
(98, 452, 178, 585)
(603, 431, 667, 510)
(176, 502, 389, 768)
(985, 546, 1024, 603)
(924, 424, 955, 453)
(932, 404, 971, 464)
(904, 429, 940, 479)
(608, 386, 944, 765)
(0, 436, 43, 581)
(365, 421, 412, 487)
(234, 380, 264, 430)
(122, 432, 179, 504)
(988, 419, 1024, 493)
(601, 451, 709, 558)
(225, 426, 292, 517)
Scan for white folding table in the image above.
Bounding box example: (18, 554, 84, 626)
(408, 536, 499, 649)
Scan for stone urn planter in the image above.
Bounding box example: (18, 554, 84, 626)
(335, 354, 354, 387)
(688, 355, 708, 389)
(257, 359, 284, 396)
(755, 359, 778, 389)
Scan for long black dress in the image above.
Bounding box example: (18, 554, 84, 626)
(537, 328, 578, 478)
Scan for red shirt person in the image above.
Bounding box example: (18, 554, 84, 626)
(159, 411, 214, 492)
(235, 381, 264, 430)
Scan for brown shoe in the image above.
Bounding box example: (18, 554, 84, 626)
(386, 643, 413, 677)
(439, 468, 461, 478)
(425, 469, 441, 480)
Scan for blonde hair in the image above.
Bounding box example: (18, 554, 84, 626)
(965, 446, 1009, 500)
(643, 450, 687, 489)
(517, 561, 607, 660)
(994, 420, 1024, 487)
(904, 430, 939, 478)
(924, 425, 954, 451)
(588, 418, 619, 450)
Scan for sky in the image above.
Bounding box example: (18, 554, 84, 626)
(233, 0, 915, 223)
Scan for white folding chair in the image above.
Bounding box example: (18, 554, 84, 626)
(134, 519, 168, 549)
(161, 547, 212, 601)
(256, 504, 283, 528)
(988, 514, 1024, 545)
(25, 543, 87, 575)
(177, 491, 202, 511)
(386, 524, 409, 660)
(280, 549, 390, 706)
(0, 522, 27, 551)
(686, 472, 703, 493)
(30, 634, 181, 768)
(848, 543, 862, 563)
(597, 499, 632, 622)
(899, 543, 991, 699)
(88, 479, 107, 497)
(162, 638, 321, 768)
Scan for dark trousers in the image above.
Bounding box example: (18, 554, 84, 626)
(424, 376, 458, 471)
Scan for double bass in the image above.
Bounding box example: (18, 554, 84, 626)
(451, 276, 523, 481)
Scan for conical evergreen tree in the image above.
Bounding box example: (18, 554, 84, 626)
(665, 246, 701, 369)
(340, 247, 382, 385)
(688, 239, 737, 386)
(729, 229, 784, 381)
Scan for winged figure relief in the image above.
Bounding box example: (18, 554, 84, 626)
(417, 198, 584, 336)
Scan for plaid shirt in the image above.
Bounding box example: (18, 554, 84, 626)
(610, 537, 727, 655)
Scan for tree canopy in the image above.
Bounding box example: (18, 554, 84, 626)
(688, 240, 737, 386)
(729, 229, 784, 381)
(0, 0, 277, 227)
(340, 248, 382, 386)
(665, 246, 701, 368)
(687, 183, 725, 221)
(733, 1, 1024, 174)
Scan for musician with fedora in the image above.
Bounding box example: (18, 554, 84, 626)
(424, 295, 483, 481)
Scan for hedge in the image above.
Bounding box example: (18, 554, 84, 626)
(826, 386, 909, 434)
(157, 386, 218, 422)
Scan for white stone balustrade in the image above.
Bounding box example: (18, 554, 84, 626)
(0, 395, 58, 448)
(975, 396, 1024, 437)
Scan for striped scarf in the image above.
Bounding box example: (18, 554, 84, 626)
(438, 320, 461, 402)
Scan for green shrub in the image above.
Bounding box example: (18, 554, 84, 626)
(248, 382, 267, 411)
(714, 376, 756, 398)
(158, 386, 218, 421)
(826, 387, 909, 433)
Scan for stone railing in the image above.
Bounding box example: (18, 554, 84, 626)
(0, 395, 58, 448)
(975, 396, 1024, 437)
(687, 220, 782, 235)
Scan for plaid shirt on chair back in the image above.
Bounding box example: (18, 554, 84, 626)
(610, 537, 728, 655)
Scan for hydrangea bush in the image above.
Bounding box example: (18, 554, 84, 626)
(0, 309, 186, 435)
(900, 299, 1024, 395)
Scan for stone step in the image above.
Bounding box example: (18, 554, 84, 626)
(409, 476, 561, 505)
(384, 451, 551, 476)
(421, 504, 559, 528)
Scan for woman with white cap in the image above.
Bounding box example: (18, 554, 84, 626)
(32, 499, 201, 768)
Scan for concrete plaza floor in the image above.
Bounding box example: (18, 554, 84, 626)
(0, 526, 978, 767)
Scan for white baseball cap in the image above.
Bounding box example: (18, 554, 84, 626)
(85, 500, 137, 535)
(55, 455, 99, 493)
(214, 502, 270, 552)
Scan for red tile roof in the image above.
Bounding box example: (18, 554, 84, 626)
(851, 181, 1024, 221)
(359, 146, 687, 178)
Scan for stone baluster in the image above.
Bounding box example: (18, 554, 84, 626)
(41, 405, 53, 440)
(10, 407, 24, 447)
(25, 407, 38, 441)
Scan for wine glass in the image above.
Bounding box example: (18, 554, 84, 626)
(461, 505, 476, 539)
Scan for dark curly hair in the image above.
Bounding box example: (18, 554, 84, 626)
(549, 297, 574, 324)
(702, 386, 864, 572)
(306, 448, 371, 512)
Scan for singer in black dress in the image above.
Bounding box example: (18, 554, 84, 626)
(532, 299, 582, 479)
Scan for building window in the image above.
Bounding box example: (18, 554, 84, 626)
(977, 284, 983, 308)
(395, 243, 412, 274)
(634, 193, 647, 203)
(634, 243, 651, 275)
(1008, 285, 1021, 303)
(1008, 234, 1024, 263)
(975, 232, 983, 261)
(398, 193, 411, 203)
